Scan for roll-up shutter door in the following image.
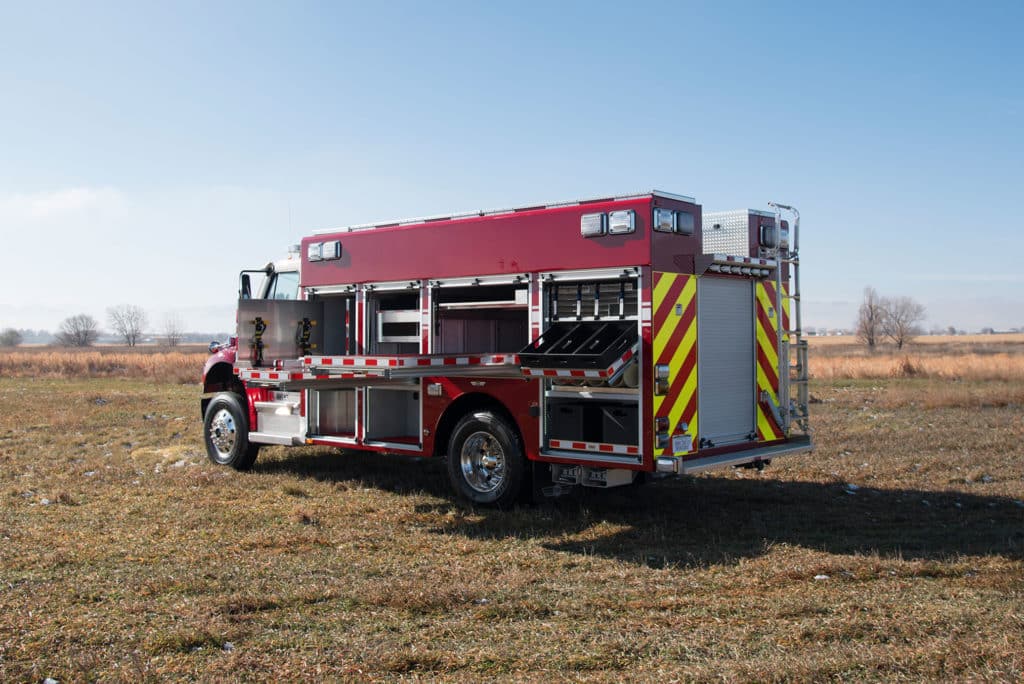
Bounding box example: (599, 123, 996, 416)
(697, 277, 755, 445)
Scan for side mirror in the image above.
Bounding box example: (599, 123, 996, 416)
(241, 274, 251, 299)
(209, 340, 221, 354)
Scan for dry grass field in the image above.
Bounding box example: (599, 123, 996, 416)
(1, 341, 1022, 680)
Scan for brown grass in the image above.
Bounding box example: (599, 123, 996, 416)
(0, 349, 206, 384)
(1, 344, 1023, 680)
(812, 351, 1024, 381)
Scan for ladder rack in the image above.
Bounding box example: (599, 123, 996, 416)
(769, 203, 810, 435)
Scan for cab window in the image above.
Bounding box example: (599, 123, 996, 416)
(266, 271, 299, 300)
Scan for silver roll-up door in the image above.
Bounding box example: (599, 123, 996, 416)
(698, 277, 754, 445)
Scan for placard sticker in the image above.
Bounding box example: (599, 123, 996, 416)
(672, 434, 692, 454)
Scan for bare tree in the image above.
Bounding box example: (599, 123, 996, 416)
(107, 304, 148, 347)
(56, 314, 99, 347)
(856, 286, 885, 349)
(0, 328, 23, 347)
(882, 296, 926, 350)
(162, 312, 185, 347)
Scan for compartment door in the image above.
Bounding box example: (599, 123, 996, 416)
(697, 277, 755, 445)
(237, 299, 324, 366)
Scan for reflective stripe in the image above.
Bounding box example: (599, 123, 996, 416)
(651, 272, 698, 456)
(755, 281, 785, 441)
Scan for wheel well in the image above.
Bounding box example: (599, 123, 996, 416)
(203, 362, 243, 395)
(432, 393, 523, 459)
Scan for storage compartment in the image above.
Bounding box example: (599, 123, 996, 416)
(546, 399, 638, 445)
(319, 295, 355, 356)
(365, 387, 419, 442)
(437, 311, 527, 353)
(315, 389, 355, 436)
(520, 321, 637, 370)
(369, 291, 420, 354)
(548, 280, 638, 321)
(435, 284, 528, 354)
(601, 405, 638, 444)
(547, 401, 585, 442)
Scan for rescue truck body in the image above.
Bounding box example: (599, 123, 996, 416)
(201, 190, 811, 506)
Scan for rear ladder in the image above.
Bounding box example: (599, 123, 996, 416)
(769, 202, 809, 434)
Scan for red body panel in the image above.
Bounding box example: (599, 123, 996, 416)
(302, 197, 702, 287)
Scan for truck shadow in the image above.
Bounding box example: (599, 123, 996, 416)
(258, 450, 1024, 567)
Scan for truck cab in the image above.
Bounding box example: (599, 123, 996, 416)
(200, 255, 300, 449)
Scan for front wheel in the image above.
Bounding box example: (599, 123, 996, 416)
(203, 392, 260, 470)
(447, 411, 525, 507)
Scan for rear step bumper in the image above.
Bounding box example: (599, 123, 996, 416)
(657, 435, 813, 475)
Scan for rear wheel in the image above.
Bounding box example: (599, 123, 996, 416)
(203, 392, 260, 470)
(447, 411, 525, 507)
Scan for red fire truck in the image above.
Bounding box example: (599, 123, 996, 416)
(201, 190, 811, 506)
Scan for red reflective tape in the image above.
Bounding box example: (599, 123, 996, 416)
(599, 444, 614, 453)
(569, 369, 585, 377)
(417, 358, 430, 366)
(322, 358, 334, 365)
(269, 372, 280, 380)
(627, 446, 639, 454)
(316, 374, 329, 380)
(571, 442, 586, 450)
(290, 373, 303, 380)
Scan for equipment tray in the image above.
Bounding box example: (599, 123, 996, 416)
(519, 321, 637, 370)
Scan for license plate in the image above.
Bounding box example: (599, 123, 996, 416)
(672, 434, 692, 454)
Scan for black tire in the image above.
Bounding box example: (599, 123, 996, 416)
(202, 392, 260, 470)
(446, 410, 525, 507)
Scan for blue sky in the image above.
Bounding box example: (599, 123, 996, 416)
(1, 1, 1022, 333)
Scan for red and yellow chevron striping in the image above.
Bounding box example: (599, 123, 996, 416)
(755, 280, 789, 441)
(652, 272, 698, 456)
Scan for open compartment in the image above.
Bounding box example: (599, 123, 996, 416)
(364, 386, 420, 443)
(434, 284, 528, 354)
(312, 388, 356, 437)
(369, 291, 420, 354)
(545, 397, 639, 445)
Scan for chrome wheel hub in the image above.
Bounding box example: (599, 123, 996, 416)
(209, 409, 236, 460)
(460, 431, 506, 494)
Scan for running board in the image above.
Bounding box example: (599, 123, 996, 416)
(249, 432, 305, 446)
(656, 436, 813, 474)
